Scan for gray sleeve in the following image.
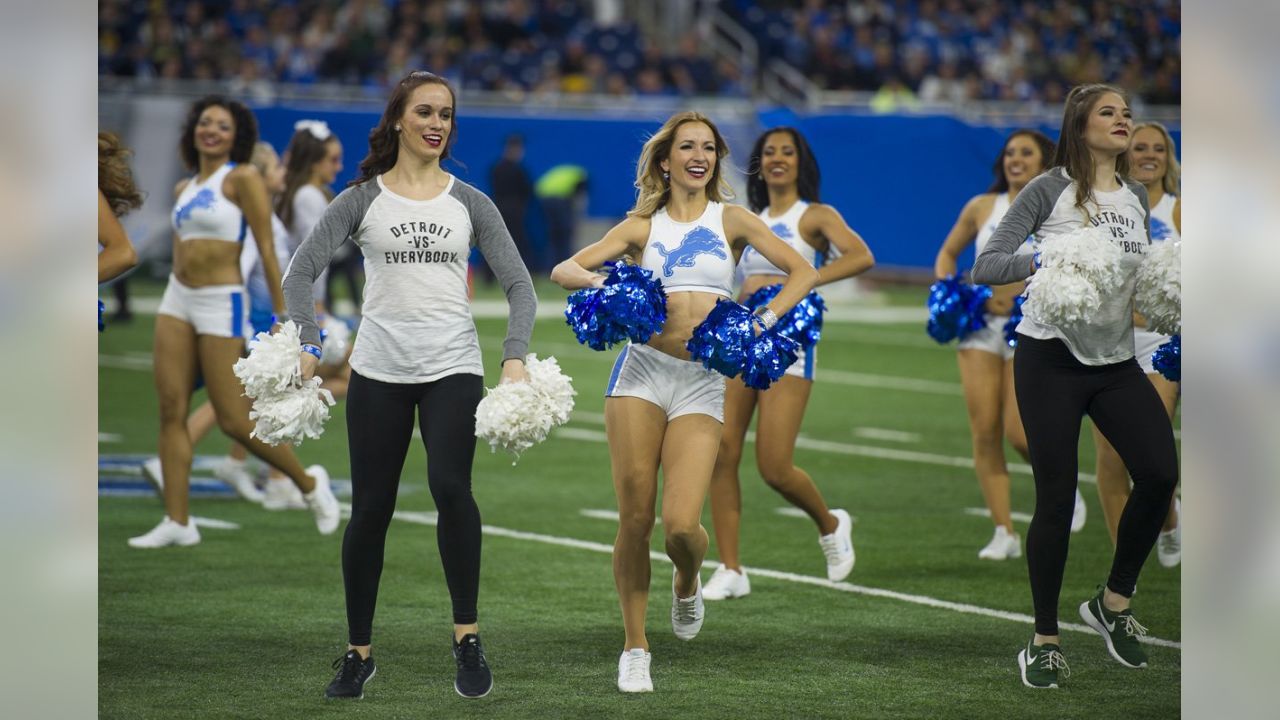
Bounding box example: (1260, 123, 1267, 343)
(283, 182, 377, 346)
(1125, 178, 1152, 241)
(453, 181, 536, 362)
(972, 172, 1069, 285)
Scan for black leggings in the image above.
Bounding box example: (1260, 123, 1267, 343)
(343, 370, 484, 645)
(1014, 335, 1178, 636)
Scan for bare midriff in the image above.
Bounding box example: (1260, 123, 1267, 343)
(173, 238, 245, 287)
(645, 290, 725, 360)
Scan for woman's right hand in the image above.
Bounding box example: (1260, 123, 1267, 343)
(300, 352, 320, 381)
(934, 255, 957, 280)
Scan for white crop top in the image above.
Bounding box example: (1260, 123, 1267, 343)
(172, 162, 246, 243)
(1149, 194, 1180, 243)
(641, 201, 734, 298)
(739, 200, 821, 276)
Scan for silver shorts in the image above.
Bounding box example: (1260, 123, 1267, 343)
(156, 274, 249, 340)
(957, 313, 1015, 361)
(1134, 329, 1171, 375)
(605, 343, 725, 421)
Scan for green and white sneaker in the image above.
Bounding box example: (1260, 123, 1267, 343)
(1079, 586, 1149, 668)
(1018, 640, 1069, 689)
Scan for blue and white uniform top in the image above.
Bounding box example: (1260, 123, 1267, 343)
(1134, 193, 1179, 361)
(976, 192, 1037, 263)
(240, 213, 291, 323)
(739, 200, 821, 276)
(641, 201, 734, 298)
(172, 162, 247, 243)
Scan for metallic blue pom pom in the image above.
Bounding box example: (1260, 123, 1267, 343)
(926, 275, 991, 344)
(686, 299, 800, 389)
(1003, 295, 1026, 347)
(99, 299, 105, 332)
(1152, 335, 1180, 382)
(686, 299, 754, 377)
(742, 284, 826, 349)
(740, 330, 800, 390)
(564, 264, 668, 351)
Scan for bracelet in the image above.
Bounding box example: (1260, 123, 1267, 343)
(301, 344, 322, 359)
(753, 307, 778, 331)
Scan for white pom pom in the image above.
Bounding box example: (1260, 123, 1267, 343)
(319, 316, 351, 366)
(1024, 226, 1126, 327)
(233, 320, 335, 446)
(248, 379, 336, 446)
(474, 353, 577, 463)
(234, 320, 304, 398)
(1134, 240, 1181, 335)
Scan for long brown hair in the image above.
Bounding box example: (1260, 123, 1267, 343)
(1050, 83, 1131, 213)
(746, 127, 820, 213)
(629, 112, 734, 219)
(351, 71, 457, 186)
(98, 131, 143, 217)
(987, 129, 1056, 194)
(278, 125, 338, 229)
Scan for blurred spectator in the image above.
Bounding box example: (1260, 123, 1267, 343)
(535, 164, 588, 267)
(489, 135, 537, 275)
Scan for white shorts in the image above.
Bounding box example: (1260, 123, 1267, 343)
(605, 343, 725, 422)
(957, 313, 1014, 361)
(1134, 329, 1170, 375)
(784, 344, 816, 380)
(156, 274, 249, 339)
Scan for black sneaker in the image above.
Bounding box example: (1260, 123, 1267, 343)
(452, 634, 493, 699)
(325, 650, 376, 699)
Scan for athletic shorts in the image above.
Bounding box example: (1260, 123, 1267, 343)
(1134, 329, 1171, 376)
(605, 342, 725, 422)
(957, 313, 1014, 361)
(156, 274, 248, 340)
(784, 344, 816, 380)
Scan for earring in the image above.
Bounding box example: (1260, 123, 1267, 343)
(394, 124, 401, 132)
(662, 171, 669, 181)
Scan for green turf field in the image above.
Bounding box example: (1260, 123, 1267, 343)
(98, 280, 1180, 718)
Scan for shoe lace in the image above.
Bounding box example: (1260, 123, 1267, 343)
(331, 652, 364, 683)
(457, 639, 487, 670)
(624, 653, 650, 682)
(1040, 649, 1071, 679)
(674, 594, 699, 623)
(1159, 531, 1180, 553)
(1122, 614, 1148, 639)
(819, 534, 846, 565)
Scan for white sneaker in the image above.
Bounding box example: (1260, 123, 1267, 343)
(128, 516, 200, 548)
(141, 457, 164, 495)
(262, 477, 306, 511)
(616, 648, 653, 693)
(1157, 499, 1181, 568)
(671, 568, 705, 641)
(1070, 489, 1087, 533)
(303, 465, 341, 535)
(702, 564, 751, 600)
(978, 525, 1022, 561)
(213, 458, 266, 504)
(818, 508, 855, 581)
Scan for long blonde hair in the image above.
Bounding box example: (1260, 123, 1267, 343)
(629, 112, 734, 219)
(1131, 121, 1180, 197)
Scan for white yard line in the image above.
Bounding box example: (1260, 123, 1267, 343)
(190, 516, 241, 531)
(580, 508, 661, 525)
(340, 502, 1179, 650)
(852, 427, 922, 443)
(964, 507, 1035, 524)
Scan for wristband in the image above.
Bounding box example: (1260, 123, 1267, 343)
(753, 307, 778, 331)
(1033, 252, 1042, 269)
(301, 344, 322, 359)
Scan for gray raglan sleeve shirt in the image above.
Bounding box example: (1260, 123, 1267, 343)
(971, 171, 1071, 285)
(282, 182, 378, 347)
(452, 181, 537, 362)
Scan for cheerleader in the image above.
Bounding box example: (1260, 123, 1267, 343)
(933, 130, 1089, 560)
(97, 132, 141, 284)
(551, 112, 817, 692)
(973, 84, 1178, 688)
(1091, 122, 1181, 567)
(283, 72, 536, 700)
(129, 96, 339, 549)
(703, 127, 874, 601)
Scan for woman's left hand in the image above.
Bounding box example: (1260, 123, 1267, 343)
(499, 358, 529, 384)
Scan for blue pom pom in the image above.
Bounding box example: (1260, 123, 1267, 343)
(740, 330, 800, 390)
(1003, 295, 1026, 347)
(99, 299, 105, 332)
(1152, 335, 1180, 382)
(686, 299, 800, 389)
(742, 284, 826, 349)
(686, 299, 754, 377)
(926, 275, 990, 344)
(564, 264, 668, 351)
